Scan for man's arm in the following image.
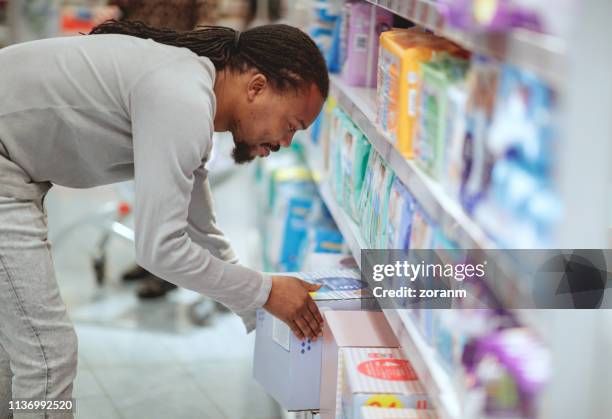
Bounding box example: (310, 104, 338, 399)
(129, 58, 323, 338)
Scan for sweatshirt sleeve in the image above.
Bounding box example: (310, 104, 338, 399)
(186, 166, 238, 263)
(128, 58, 271, 314)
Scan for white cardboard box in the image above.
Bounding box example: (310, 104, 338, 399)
(341, 348, 430, 419)
(319, 311, 399, 419)
(253, 269, 377, 411)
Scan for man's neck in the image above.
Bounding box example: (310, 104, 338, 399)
(213, 69, 235, 132)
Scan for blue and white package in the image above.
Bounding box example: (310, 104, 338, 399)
(386, 178, 415, 250)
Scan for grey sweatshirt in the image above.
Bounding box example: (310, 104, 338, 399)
(0, 34, 271, 330)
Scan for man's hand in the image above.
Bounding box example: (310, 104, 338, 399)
(263, 275, 324, 341)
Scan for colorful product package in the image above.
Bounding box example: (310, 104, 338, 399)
(358, 151, 383, 246)
(377, 29, 467, 159)
(414, 54, 470, 179)
(330, 107, 352, 206)
(341, 347, 430, 419)
(360, 407, 438, 418)
(321, 97, 339, 176)
(253, 269, 377, 411)
(442, 83, 469, 200)
(386, 179, 415, 250)
(272, 196, 314, 272)
(369, 160, 395, 248)
(475, 64, 560, 248)
(320, 311, 399, 419)
(459, 54, 500, 215)
(462, 328, 550, 418)
(408, 204, 435, 250)
(338, 116, 372, 222)
(341, 1, 393, 87)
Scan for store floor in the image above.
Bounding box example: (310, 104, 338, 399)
(45, 164, 282, 419)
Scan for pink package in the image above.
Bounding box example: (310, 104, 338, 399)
(342, 2, 393, 88)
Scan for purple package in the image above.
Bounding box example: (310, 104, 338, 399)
(438, 0, 541, 32)
(341, 2, 393, 88)
(462, 328, 550, 417)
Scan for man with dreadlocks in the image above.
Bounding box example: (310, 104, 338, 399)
(0, 21, 328, 417)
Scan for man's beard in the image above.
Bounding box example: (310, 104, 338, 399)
(229, 120, 281, 164)
(232, 141, 257, 164)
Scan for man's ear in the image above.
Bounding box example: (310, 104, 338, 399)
(247, 73, 267, 102)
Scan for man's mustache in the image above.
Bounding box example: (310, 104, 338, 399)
(262, 143, 281, 152)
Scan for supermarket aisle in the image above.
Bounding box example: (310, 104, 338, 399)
(45, 164, 280, 419)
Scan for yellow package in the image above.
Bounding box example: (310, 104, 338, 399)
(377, 29, 464, 159)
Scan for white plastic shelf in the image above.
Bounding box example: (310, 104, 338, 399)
(366, 0, 566, 88)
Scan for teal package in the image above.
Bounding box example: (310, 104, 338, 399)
(371, 162, 394, 248)
(348, 126, 371, 223)
(331, 107, 352, 207)
(359, 152, 382, 247)
(339, 114, 371, 223)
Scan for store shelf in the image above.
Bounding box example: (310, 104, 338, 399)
(302, 158, 463, 419)
(328, 75, 546, 334)
(330, 75, 496, 251)
(365, 0, 566, 88)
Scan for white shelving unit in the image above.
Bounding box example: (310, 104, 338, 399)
(298, 1, 612, 418)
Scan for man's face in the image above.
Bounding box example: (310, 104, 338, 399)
(229, 74, 324, 164)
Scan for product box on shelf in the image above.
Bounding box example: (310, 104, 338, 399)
(414, 53, 470, 180)
(358, 151, 383, 246)
(458, 54, 500, 215)
(442, 83, 469, 200)
(341, 1, 393, 87)
(361, 406, 438, 419)
(253, 270, 377, 411)
(332, 108, 355, 209)
(338, 114, 372, 222)
(341, 347, 430, 419)
(408, 203, 436, 250)
(369, 160, 395, 249)
(320, 310, 400, 419)
(462, 327, 550, 418)
(386, 178, 415, 250)
(475, 64, 560, 248)
(377, 29, 467, 159)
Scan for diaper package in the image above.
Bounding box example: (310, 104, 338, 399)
(414, 53, 470, 180)
(377, 29, 467, 159)
(341, 1, 393, 87)
(338, 117, 372, 222)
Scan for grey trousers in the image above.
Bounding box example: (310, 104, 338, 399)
(0, 193, 78, 419)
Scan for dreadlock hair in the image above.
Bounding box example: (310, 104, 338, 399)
(89, 20, 329, 98)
